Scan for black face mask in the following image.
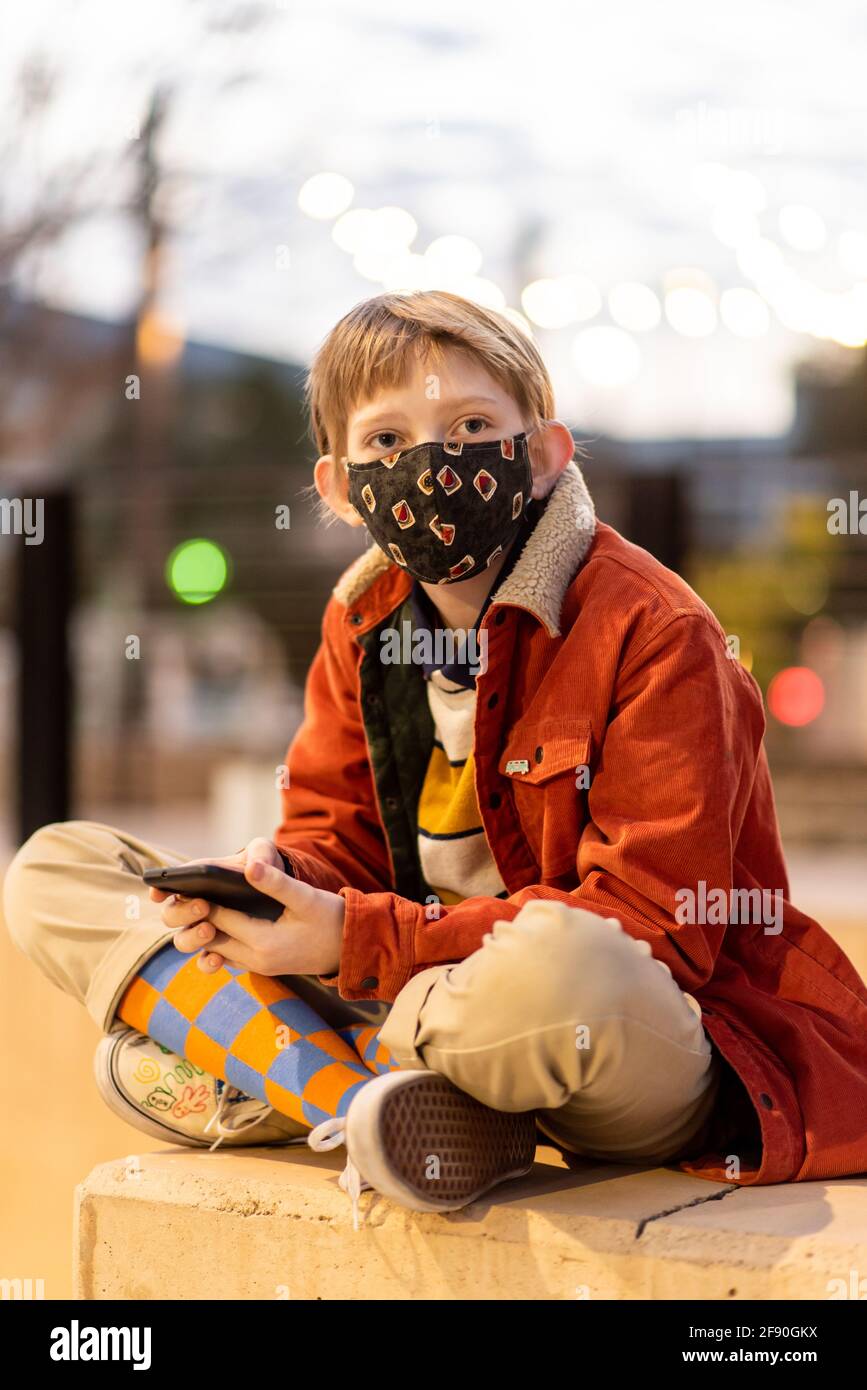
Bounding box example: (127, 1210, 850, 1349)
(345, 431, 534, 585)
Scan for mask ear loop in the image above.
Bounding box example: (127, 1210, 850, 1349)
(523, 419, 548, 492)
(342, 455, 374, 548)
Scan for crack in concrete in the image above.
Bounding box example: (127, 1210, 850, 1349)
(634, 1184, 739, 1240)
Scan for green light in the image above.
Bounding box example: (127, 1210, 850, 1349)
(166, 538, 229, 605)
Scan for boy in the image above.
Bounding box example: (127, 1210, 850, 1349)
(5, 290, 867, 1224)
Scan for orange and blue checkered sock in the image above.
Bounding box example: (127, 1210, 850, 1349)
(333, 1023, 397, 1076)
(117, 943, 397, 1128)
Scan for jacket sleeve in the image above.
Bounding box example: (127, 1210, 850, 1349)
(273, 595, 393, 897)
(334, 612, 769, 1002)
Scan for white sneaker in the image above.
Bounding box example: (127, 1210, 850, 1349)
(308, 1070, 537, 1227)
(94, 1027, 307, 1150)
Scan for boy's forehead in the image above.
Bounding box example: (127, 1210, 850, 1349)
(349, 351, 509, 428)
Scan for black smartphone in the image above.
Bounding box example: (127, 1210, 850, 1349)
(142, 864, 284, 921)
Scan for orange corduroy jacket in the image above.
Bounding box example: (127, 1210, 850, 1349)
(275, 462, 867, 1187)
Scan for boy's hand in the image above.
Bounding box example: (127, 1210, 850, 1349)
(166, 854, 345, 978)
(147, 837, 285, 925)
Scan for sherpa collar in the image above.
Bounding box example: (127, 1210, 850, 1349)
(332, 460, 597, 638)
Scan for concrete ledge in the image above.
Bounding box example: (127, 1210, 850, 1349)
(73, 1145, 867, 1300)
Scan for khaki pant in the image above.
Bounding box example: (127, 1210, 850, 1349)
(3, 820, 721, 1165)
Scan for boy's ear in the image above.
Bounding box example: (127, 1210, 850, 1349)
(529, 420, 575, 500)
(314, 455, 365, 527)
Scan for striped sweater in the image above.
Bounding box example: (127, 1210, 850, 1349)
(409, 519, 533, 905)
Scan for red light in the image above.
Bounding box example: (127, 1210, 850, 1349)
(768, 667, 825, 727)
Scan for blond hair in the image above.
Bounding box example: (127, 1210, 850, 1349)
(304, 291, 557, 495)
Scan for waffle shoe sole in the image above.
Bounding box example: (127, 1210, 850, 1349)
(344, 1070, 537, 1213)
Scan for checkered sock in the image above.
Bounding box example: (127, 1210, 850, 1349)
(333, 1023, 397, 1076)
(117, 943, 398, 1128)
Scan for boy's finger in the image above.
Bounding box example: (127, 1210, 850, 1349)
(197, 950, 225, 973)
(196, 949, 248, 975)
(160, 896, 210, 930)
(244, 837, 281, 867)
(206, 852, 246, 871)
(173, 921, 216, 954)
(204, 903, 268, 944)
(244, 859, 316, 914)
(199, 930, 254, 970)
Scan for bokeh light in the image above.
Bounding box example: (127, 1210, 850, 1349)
(456, 276, 506, 311)
(522, 274, 601, 329)
(333, 205, 416, 257)
(332, 207, 376, 254)
(737, 237, 785, 282)
(665, 285, 717, 337)
(767, 666, 825, 726)
(710, 206, 761, 249)
(825, 287, 867, 348)
(720, 287, 770, 338)
(779, 204, 826, 252)
(572, 325, 641, 386)
(298, 172, 354, 220)
(166, 538, 229, 606)
(136, 308, 185, 366)
(608, 282, 661, 332)
(380, 252, 433, 291)
(424, 235, 483, 278)
(779, 563, 829, 616)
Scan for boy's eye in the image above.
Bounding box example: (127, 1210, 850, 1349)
(443, 417, 492, 445)
(368, 418, 490, 453)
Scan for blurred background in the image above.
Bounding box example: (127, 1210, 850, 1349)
(0, 0, 865, 1296)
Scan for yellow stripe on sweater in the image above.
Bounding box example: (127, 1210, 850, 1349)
(417, 745, 483, 838)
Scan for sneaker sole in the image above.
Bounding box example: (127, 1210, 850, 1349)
(345, 1071, 537, 1213)
(93, 1031, 215, 1148)
(93, 1032, 308, 1149)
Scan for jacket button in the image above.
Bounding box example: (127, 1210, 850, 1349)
(360, 976, 378, 990)
(494, 611, 506, 625)
(489, 792, 502, 810)
(350, 612, 363, 626)
(487, 692, 499, 709)
(534, 745, 543, 763)
(385, 796, 399, 812)
(759, 1092, 774, 1109)
(368, 695, 382, 712)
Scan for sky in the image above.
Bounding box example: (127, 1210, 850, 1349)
(2, 0, 867, 439)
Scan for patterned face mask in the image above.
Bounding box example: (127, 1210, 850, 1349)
(345, 431, 534, 584)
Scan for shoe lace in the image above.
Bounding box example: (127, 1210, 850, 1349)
(308, 1116, 370, 1231)
(204, 1084, 275, 1152)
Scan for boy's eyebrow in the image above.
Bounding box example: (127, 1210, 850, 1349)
(352, 395, 502, 429)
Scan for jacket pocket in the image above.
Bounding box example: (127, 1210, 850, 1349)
(498, 717, 593, 877)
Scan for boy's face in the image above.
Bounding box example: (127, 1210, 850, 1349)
(346, 348, 525, 466)
(315, 345, 573, 528)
